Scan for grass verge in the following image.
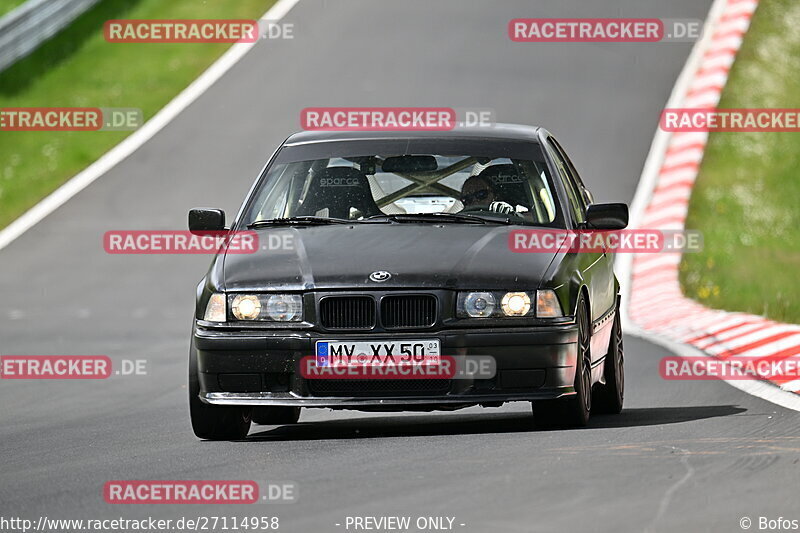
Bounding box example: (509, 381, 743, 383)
(0, 0, 26, 17)
(0, 0, 273, 230)
(679, 0, 800, 323)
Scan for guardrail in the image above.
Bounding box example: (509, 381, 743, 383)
(0, 0, 102, 73)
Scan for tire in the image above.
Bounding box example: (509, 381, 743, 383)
(252, 407, 301, 425)
(594, 305, 624, 414)
(532, 295, 592, 428)
(189, 339, 252, 440)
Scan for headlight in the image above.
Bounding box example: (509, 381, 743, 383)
(265, 294, 302, 321)
(462, 292, 496, 317)
(227, 294, 303, 322)
(457, 291, 535, 318)
(203, 293, 226, 322)
(232, 294, 261, 320)
(501, 292, 531, 316)
(536, 289, 563, 318)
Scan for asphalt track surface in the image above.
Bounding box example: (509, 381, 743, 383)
(1, 1, 799, 532)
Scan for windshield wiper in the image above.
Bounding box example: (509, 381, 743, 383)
(366, 213, 512, 225)
(247, 216, 352, 228)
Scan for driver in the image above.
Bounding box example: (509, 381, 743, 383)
(459, 175, 514, 214)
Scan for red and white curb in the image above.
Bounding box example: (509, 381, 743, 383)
(618, 0, 800, 410)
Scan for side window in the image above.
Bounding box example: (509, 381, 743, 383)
(546, 139, 585, 224)
(551, 137, 592, 208)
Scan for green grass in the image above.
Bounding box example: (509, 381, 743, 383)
(0, 0, 273, 229)
(0, 0, 26, 17)
(679, 0, 800, 323)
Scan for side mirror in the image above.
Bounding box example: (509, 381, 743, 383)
(189, 208, 226, 233)
(586, 203, 628, 230)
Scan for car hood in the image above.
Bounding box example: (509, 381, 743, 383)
(222, 224, 558, 291)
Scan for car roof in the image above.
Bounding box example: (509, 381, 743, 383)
(283, 123, 543, 146)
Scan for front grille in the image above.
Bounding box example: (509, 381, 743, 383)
(381, 295, 437, 329)
(307, 379, 451, 397)
(319, 296, 375, 329)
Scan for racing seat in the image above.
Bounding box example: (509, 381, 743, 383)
(477, 164, 530, 208)
(296, 167, 383, 219)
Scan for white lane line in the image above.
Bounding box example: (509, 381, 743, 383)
(0, 0, 302, 253)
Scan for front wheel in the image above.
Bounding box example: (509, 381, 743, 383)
(594, 306, 624, 414)
(189, 339, 252, 440)
(532, 295, 592, 428)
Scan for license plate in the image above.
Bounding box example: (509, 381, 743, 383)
(315, 339, 440, 367)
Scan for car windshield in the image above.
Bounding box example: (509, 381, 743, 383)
(242, 153, 559, 226)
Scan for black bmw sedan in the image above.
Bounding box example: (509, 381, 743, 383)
(188, 124, 627, 440)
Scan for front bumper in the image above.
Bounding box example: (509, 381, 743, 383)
(194, 324, 579, 408)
